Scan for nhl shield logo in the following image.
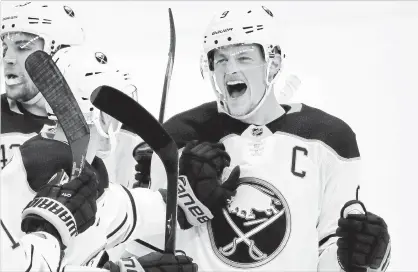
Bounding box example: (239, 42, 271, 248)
(208, 177, 291, 268)
(252, 127, 263, 137)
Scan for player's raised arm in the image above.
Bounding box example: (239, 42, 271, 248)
(316, 124, 391, 272)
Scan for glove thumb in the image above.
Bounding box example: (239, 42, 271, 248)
(221, 166, 240, 191)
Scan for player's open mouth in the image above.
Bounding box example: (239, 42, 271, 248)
(5, 73, 23, 86)
(226, 80, 247, 99)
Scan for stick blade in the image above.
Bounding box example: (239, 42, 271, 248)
(25, 50, 90, 180)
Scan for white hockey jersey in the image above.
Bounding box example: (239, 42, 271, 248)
(1, 101, 361, 271)
(0, 226, 62, 272)
(142, 102, 362, 271)
(0, 135, 166, 266)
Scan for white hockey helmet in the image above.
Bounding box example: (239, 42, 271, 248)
(200, 6, 285, 120)
(1, 2, 85, 55)
(47, 46, 138, 158)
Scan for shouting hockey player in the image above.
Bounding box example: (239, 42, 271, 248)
(1, 45, 198, 272)
(1, 2, 139, 188)
(133, 6, 391, 271)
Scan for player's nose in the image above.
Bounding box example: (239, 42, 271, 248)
(225, 59, 240, 74)
(3, 48, 17, 65)
(3, 56, 17, 66)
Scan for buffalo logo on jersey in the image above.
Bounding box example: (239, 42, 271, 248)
(208, 177, 291, 268)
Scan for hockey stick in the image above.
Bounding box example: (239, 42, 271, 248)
(25, 50, 90, 181)
(90, 85, 179, 254)
(158, 8, 176, 123)
(132, 8, 175, 187)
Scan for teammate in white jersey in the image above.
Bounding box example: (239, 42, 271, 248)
(131, 6, 391, 271)
(1, 2, 139, 188)
(1, 45, 198, 272)
(1, 2, 84, 166)
(1, 156, 100, 272)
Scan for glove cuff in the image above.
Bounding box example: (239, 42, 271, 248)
(22, 197, 78, 247)
(178, 175, 213, 226)
(116, 257, 145, 272)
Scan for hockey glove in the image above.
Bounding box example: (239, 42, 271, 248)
(179, 140, 240, 216)
(336, 200, 391, 272)
(133, 142, 153, 188)
(21, 162, 99, 248)
(103, 252, 198, 272)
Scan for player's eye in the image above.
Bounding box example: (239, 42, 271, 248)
(238, 56, 252, 61)
(215, 58, 227, 64)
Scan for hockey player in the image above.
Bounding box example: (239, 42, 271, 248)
(1, 44, 139, 264)
(1, 2, 85, 167)
(1, 2, 139, 188)
(133, 6, 391, 271)
(1, 160, 100, 271)
(1, 45, 198, 272)
(2, 140, 196, 272)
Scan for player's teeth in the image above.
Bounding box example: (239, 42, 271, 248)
(227, 80, 244, 85)
(5, 76, 23, 86)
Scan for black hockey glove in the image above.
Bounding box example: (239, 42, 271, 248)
(103, 252, 198, 272)
(133, 142, 153, 188)
(336, 198, 391, 272)
(21, 162, 99, 248)
(179, 140, 240, 215)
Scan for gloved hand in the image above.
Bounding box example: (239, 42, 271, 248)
(103, 252, 198, 272)
(336, 199, 391, 272)
(179, 140, 240, 215)
(133, 142, 153, 188)
(21, 162, 99, 248)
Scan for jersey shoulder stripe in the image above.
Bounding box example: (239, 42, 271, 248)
(1, 94, 53, 134)
(271, 104, 360, 159)
(162, 102, 359, 159)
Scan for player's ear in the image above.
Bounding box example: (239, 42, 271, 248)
(268, 47, 282, 83)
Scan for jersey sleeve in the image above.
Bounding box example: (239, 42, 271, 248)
(101, 185, 178, 259)
(1, 230, 62, 272)
(1, 148, 37, 238)
(316, 124, 362, 271)
(102, 184, 167, 249)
